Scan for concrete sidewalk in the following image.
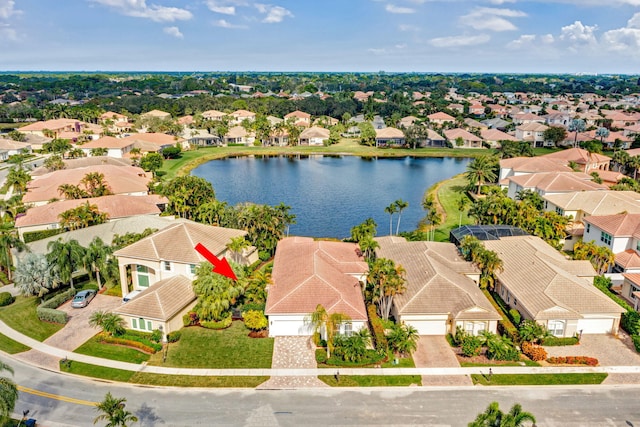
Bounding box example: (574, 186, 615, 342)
(3, 319, 640, 377)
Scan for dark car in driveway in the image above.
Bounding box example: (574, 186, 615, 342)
(71, 289, 96, 308)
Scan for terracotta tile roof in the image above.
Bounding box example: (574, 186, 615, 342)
(299, 126, 330, 139)
(113, 275, 195, 321)
(31, 157, 132, 176)
(201, 110, 226, 119)
(427, 112, 455, 121)
(113, 221, 248, 264)
(444, 128, 482, 142)
(15, 194, 164, 228)
(544, 191, 640, 216)
(81, 136, 134, 149)
(23, 165, 150, 204)
(265, 237, 368, 320)
(284, 110, 311, 119)
(141, 109, 171, 118)
(596, 169, 625, 184)
(122, 133, 181, 147)
(375, 127, 404, 139)
(0, 138, 31, 151)
(480, 129, 517, 142)
(623, 272, 640, 286)
(516, 122, 549, 132)
(584, 213, 640, 237)
(225, 126, 252, 138)
(375, 237, 499, 319)
(483, 236, 623, 319)
(508, 172, 607, 193)
(20, 118, 82, 132)
(230, 109, 255, 118)
(501, 156, 575, 175)
(617, 251, 640, 270)
(542, 147, 611, 165)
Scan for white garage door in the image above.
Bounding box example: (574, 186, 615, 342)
(269, 320, 307, 336)
(577, 318, 615, 334)
(405, 320, 447, 335)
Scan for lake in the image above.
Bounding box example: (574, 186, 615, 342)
(192, 155, 471, 239)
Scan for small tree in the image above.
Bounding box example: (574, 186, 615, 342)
(243, 310, 268, 331)
(386, 323, 419, 357)
(518, 319, 549, 344)
(308, 304, 351, 358)
(0, 362, 17, 425)
(89, 311, 126, 336)
(14, 253, 60, 297)
(94, 392, 138, 427)
(468, 402, 536, 427)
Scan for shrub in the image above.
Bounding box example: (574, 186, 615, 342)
(116, 332, 162, 352)
(547, 356, 598, 366)
(99, 334, 158, 353)
(508, 309, 521, 326)
(258, 251, 271, 261)
(40, 289, 75, 309)
(201, 315, 232, 330)
(367, 304, 387, 351)
(541, 336, 579, 346)
(632, 335, 640, 353)
(484, 334, 520, 361)
(242, 310, 268, 331)
(183, 311, 199, 327)
(461, 336, 483, 357)
(241, 302, 265, 313)
(36, 307, 68, 324)
(150, 329, 162, 343)
(521, 341, 548, 361)
(166, 331, 182, 343)
(622, 311, 640, 335)
(497, 320, 520, 344)
(315, 349, 328, 364)
(0, 292, 14, 306)
(22, 228, 64, 243)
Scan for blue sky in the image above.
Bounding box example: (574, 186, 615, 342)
(2, 0, 640, 73)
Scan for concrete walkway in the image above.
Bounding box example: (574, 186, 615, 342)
(4, 319, 640, 378)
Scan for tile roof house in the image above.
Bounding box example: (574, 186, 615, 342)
(443, 128, 484, 148)
(483, 236, 623, 336)
(427, 112, 456, 125)
(22, 164, 151, 206)
(19, 118, 100, 141)
(140, 109, 171, 119)
(582, 213, 640, 276)
(122, 132, 187, 151)
(15, 194, 167, 239)
(375, 236, 501, 336)
(542, 148, 611, 173)
(298, 126, 330, 146)
(265, 237, 368, 337)
(505, 171, 607, 199)
(79, 136, 135, 158)
(515, 122, 549, 147)
(375, 127, 405, 147)
(113, 221, 257, 298)
(499, 157, 574, 181)
(201, 110, 226, 121)
(229, 109, 256, 126)
(0, 138, 32, 161)
(480, 128, 517, 148)
(543, 191, 640, 223)
(223, 126, 255, 146)
(113, 275, 196, 339)
(284, 110, 311, 127)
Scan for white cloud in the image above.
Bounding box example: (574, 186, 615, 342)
(0, 0, 19, 20)
(399, 24, 420, 32)
(506, 34, 536, 49)
(541, 33, 554, 44)
(559, 21, 598, 44)
(368, 47, 388, 55)
(628, 12, 640, 29)
(214, 19, 248, 29)
(602, 13, 640, 53)
(429, 34, 490, 47)
(385, 4, 416, 14)
(205, 0, 249, 15)
(163, 26, 183, 38)
(460, 7, 526, 32)
(90, 0, 192, 23)
(255, 4, 293, 23)
(488, 0, 516, 4)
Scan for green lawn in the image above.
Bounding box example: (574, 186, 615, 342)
(319, 375, 422, 387)
(73, 335, 151, 364)
(146, 321, 274, 368)
(382, 355, 416, 368)
(435, 174, 473, 229)
(160, 140, 480, 180)
(60, 360, 135, 382)
(0, 296, 63, 341)
(471, 373, 607, 386)
(0, 332, 30, 354)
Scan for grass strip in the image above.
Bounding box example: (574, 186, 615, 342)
(471, 373, 607, 386)
(73, 335, 151, 364)
(460, 360, 540, 367)
(0, 332, 30, 354)
(319, 375, 422, 387)
(60, 360, 135, 382)
(0, 296, 63, 341)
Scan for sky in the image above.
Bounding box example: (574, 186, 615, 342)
(1, 0, 640, 74)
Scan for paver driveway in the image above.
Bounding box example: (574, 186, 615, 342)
(544, 333, 640, 367)
(413, 335, 471, 386)
(44, 293, 122, 351)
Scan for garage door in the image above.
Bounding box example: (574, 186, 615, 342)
(404, 320, 447, 335)
(577, 318, 615, 334)
(269, 320, 307, 336)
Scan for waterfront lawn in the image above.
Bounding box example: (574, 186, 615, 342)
(436, 174, 473, 229)
(0, 296, 63, 341)
(73, 335, 151, 364)
(146, 321, 273, 368)
(0, 332, 30, 354)
(471, 373, 607, 386)
(319, 375, 422, 387)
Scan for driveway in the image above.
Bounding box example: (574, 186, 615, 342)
(257, 336, 328, 389)
(43, 293, 122, 351)
(543, 333, 640, 366)
(413, 335, 471, 386)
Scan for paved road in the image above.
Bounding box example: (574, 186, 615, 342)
(5, 355, 640, 427)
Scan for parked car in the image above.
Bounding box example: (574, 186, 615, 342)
(122, 290, 142, 303)
(71, 289, 97, 308)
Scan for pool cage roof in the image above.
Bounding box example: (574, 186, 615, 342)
(449, 225, 529, 246)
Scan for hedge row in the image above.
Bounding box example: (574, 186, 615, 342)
(36, 288, 75, 324)
(99, 334, 158, 354)
(367, 304, 387, 351)
(316, 348, 385, 367)
(118, 332, 162, 352)
(593, 277, 640, 351)
(201, 315, 232, 330)
(632, 335, 640, 353)
(521, 341, 547, 361)
(541, 336, 580, 346)
(23, 228, 64, 243)
(547, 356, 599, 366)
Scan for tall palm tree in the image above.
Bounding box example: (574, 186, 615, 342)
(358, 235, 379, 264)
(394, 199, 409, 235)
(0, 362, 18, 425)
(308, 304, 351, 358)
(226, 236, 250, 265)
(384, 203, 397, 236)
(84, 237, 112, 288)
(0, 223, 26, 283)
(595, 127, 610, 144)
(468, 401, 536, 427)
(568, 118, 586, 148)
(81, 172, 112, 197)
(457, 195, 470, 227)
(47, 239, 85, 291)
(366, 258, 407, 320)
(5, 166, 30, 194)
(465, 155, 497, 195)
(94, 392, 138, 427)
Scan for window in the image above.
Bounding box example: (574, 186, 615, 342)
(514, 298, 518, 306)
(636, 240, 640, 252)
(163, 261, 171, 271)
(189, 264, 196, 275)
(629, 284, 639, 301)
(548, 320, 565, 337)
(555, 207, 564, 215)
(136, 265, 149, 288)
(133, 318, 152, 331)
(600, 232, 612, 246)
(586, 224, 591, 233)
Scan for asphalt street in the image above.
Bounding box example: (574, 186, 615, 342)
(5, 355, 640, 427)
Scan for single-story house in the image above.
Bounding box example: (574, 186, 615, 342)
(505, 171, 607, 200)
(443, 128, 483, 148)
(0, 138, 32, 161)
(265, 237, 368, 337)
(79, 136, 135, 158)
(375, 127, 405, 147)
(298, 126, 330, 146)
(113, 275, 196, 340)
(483, 236, 624, 336)
(376, 236, 501, 335)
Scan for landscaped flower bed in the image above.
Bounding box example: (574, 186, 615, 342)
(546, 356, 598, 366)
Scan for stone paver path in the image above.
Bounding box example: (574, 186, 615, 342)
(544, 333, 640, 367)
(258, 336, 328, 389)
(44, 294, 122, 351)
(413, 336, 472, 386)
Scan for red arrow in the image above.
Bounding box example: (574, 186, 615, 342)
(194, 243, 238, 281)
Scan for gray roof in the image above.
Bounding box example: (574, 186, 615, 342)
(483, 236, 624, 320)
(375, 236, 500, 320)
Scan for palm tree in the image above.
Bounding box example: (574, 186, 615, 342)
(5, 166, 30, 194)
(89, 311, 126, 336)
(94, 392, 138, 427)
(0, 362, 17, 425)
(611, 149, 629, 173)
(366, 258, 407, 320)
(358, 235, 379, 263)
(47, 239, 85, 291)
(465, 155, 497, 194)
(468, 401, 536, 427)
(226, 236, 250, 265)
(58, 183, 87, 199)
(81, 172, 112, 197)
(14, 253, 59, 297)
(628, 155, 640, 180)
(386, 323, 419, 357)
(568, 118, 586, 147)
(0, 223, 26, 283)
(457, 195, 470, 227)
(394, 199, 409, 235)
(595, 127, 610, 144)
(308, 304, 351, 358)
(384, 203, 397, 236)
(84, 237, 112, 288)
